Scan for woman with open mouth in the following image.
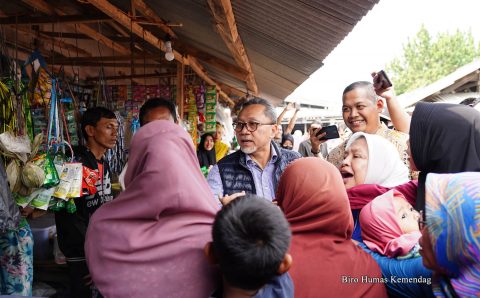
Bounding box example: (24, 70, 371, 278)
(340, 132, 434, 298)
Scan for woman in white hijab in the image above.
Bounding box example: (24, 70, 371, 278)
(340, 132, 409, 189)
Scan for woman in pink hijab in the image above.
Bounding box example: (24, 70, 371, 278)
(85, 120, 219, 298)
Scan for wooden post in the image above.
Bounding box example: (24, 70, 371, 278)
(206, 0, 258, 95)
(176, 61, 185, 120)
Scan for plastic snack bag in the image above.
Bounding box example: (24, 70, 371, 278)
(82, 166, 99, 195)
(54, 163, 82, 200)
(66, 199, 76, 213)
(67, 164, 83, 198)
(49, 198, 66, 212)
(32, 153, 60, 188)
(30, 187, 55, 210)
(14, 190, 39, 208)
(200, 166, 209, 178)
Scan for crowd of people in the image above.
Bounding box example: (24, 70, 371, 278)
(1, 74, 479, 298)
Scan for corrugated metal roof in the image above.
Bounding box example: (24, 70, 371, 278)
(1, 0, 380, 105)
(143, 0, 379, 104)
(230, 0, 379, 103)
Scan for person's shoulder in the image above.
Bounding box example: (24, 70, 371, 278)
(279, 148, 301, 161)
(217, 149, 243, 165)
(216, 140, 229, 148)
(72, 145, 89, 162)
(255, 273, 294, 298)
(379, 126, 408, 142)
(327, 140, 346, 157)
(298, 139, 310, 147)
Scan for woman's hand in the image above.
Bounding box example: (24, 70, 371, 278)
(19, 206, 34, 218)
(220, 191, 246, 206)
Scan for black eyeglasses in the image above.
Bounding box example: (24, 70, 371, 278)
(233, 121, 276, 132)
(418, 210, 427, 230)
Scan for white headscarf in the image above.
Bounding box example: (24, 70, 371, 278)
(346, 132, 409, 187)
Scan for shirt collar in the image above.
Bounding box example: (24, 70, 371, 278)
(245, 143, 278, 165)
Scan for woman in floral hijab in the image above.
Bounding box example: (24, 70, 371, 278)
(421, 172, 480, 297)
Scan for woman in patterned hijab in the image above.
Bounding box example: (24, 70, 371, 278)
(421, 172, 480, 297)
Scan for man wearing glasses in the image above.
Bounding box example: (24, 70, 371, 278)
(207, 98, 301, 205)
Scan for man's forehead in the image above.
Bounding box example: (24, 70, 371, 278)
(343, 88, 373, 104)
(99, 118, 118, 124)
(239, 104, 267, 120)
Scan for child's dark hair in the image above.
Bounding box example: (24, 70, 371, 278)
(81, 107, 116, 141)
(139, 97, 177, 126)
(212, 195, 291, 291)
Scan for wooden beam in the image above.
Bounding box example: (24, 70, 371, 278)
(187, 55, 234, 106)
(178, 41, 248, 81)
(0, 14, 110, 25)
(38, 31, 90, 39)
(85, 0, 234, 105)
(47, 61, 163, 68)
(129, 0, 247, 89)
(86, 0, 183, 62)
(86, 72, 181, 81)
(207, 0, 258, 95)
(21, 0, 130, 55)
(22, 0, 55, 14)
(45, 54, 162, 63)
(133, 0, 176, 38)
(218, 82, 246, 98)
(107, 21, 130, 37)
(120, 0, 244, 98)
(10, 25, 92, 57)
(176, 61, 185, 118)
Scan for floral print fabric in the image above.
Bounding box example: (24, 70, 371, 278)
(0, 219, 33, 296)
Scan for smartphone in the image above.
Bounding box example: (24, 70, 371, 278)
(315, 125, 340, 141)
(375, 70, 393, 89)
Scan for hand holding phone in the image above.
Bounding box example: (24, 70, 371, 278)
(315, 125, 340, 141)
(373, 70, 393, 90)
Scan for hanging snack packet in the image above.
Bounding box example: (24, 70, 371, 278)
(14, 190, 40, 208)
(30, 187, 55, 210)
(82, 166, 99, 195)
(66, 198, 77, 213)
(200, 166, 209, 178)
(53, 163, 82, 200)
(67, 164, 83, 198)
(32, 153, 60, 188)
(49, 198, 66, 212)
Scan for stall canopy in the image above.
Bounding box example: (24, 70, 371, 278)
(0, 0, 379, 106)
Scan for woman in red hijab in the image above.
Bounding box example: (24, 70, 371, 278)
(276, 158, 387, 298)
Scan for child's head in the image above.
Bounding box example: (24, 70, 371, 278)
(206, 195, 292, 292)
(360, 190, 421, 258)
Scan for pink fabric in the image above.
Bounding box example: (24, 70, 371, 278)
(359, 190, 421, 258)
(347, 180, 418, 210)
(277, 158, 387, 298)
(85, 120, 219, 298)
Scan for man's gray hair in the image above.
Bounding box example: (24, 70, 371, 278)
(342, 81, 377, 103)
(241, 97, 277, 123)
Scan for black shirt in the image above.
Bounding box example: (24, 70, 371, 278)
(54, 146, 114, 258)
